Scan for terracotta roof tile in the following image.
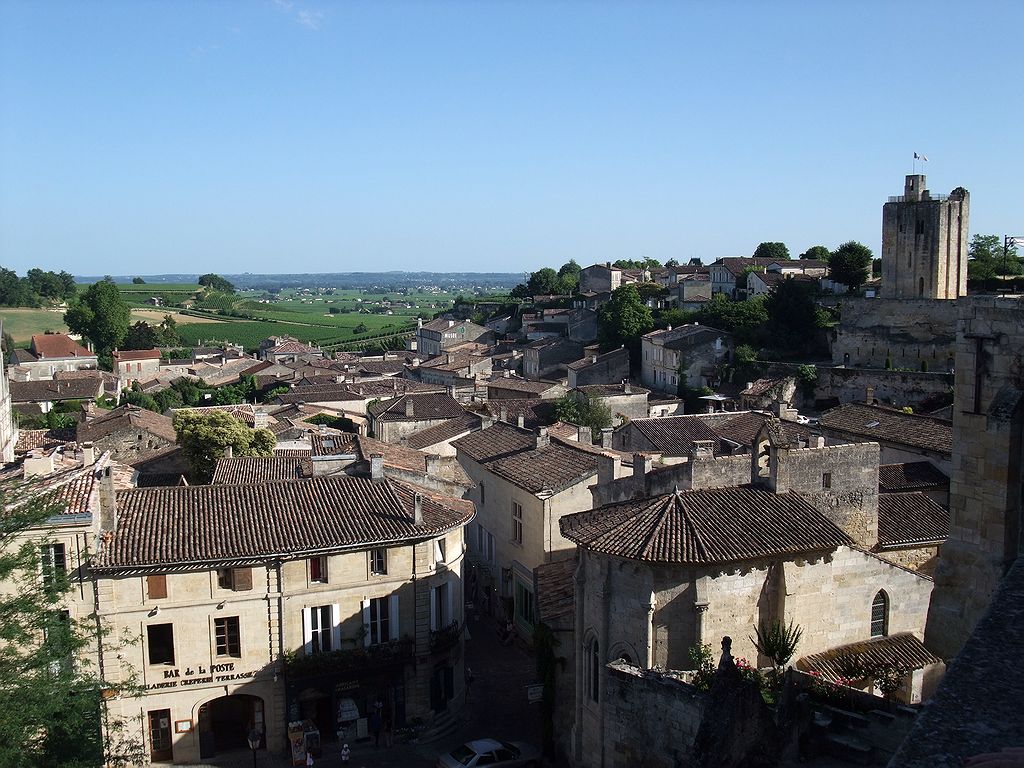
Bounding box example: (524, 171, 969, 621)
(368, 393, 464, 422)
(30, 333, 93, 359)
(94, 475, 474, 570)
(877, 492, 949, 548)
(112, 348, 160, 362)
(78, 404, 177, 444)
(820, 403, 952, 455)
(485, 377, 561, 395)
(212, 456, 311, 483)
(878, 462, 949, 492)
(797, 633, 941, 681)
(9, 376, 105, 403)
(406, 414, 482, 450)
(560, 486, 851, 564)
(535, 557, 576, 628)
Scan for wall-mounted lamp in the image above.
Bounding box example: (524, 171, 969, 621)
(148, 606, 160, 618)
(217, 601, 226, 610)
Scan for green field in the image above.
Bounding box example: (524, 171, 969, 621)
(175, 317, 416, 350)
(0, 308, 70, 343)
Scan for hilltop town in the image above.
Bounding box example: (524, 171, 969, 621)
(1, 174, 1022, 768)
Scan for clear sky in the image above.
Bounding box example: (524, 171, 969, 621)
(1, 0, 1021, 276)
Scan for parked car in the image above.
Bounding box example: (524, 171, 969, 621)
(436, 738, 541, 768)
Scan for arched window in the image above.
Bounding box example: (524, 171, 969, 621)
(588, 639, 600, 702)
(918, 276, 925, 297)
(871, 591, 889, 637)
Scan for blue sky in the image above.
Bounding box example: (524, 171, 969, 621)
(1, 1, 1021, 276)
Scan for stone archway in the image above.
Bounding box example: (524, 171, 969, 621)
(196, 694, 265, 760)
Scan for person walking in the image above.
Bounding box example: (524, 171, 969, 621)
(340, 743, 351, 765)
(382, 709, 393, 748)
(369, 707, 382, 749)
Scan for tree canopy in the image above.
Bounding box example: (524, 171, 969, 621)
(763, 278, 829, 354)
(173, 410, 276, 482)
(197, 273, 236, 293)
(829, 241, 874, 291)
(554, 392, 613, 440)
(612, 257, 662, 270)
(597, 284, 653, 353)
(122, 316, 181, 350)
(63, 280, 130, 356)
(0, 268, 77, 307)
(752, 242, 790, 261)
(968, 234, 1021, 280)
(0, 480, 145, 766)
(695, 294, 768, 347)
(799, 245, 831, 261)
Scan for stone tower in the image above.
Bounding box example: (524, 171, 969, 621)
(881, 174, 969, 299)
(925, 296, 1024, 658)
(0, 325, 16, 464)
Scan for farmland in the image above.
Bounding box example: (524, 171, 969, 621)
(0, 308, 70, 343)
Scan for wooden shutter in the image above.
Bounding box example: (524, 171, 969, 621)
(232, 568, 252, 591)
(388, 594, 400, 641)
(361, 599, 371, 647)
(331, 603, 342, 651)
(429, 586, 437, 632)
(301, 608, 313, 656)
(445, 582, 453, 628)
(147, 574, 167, 600)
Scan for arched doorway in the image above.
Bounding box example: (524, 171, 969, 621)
(197, 694, 265, 760)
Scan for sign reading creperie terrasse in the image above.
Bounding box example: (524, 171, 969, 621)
(146, 663, 257, 691)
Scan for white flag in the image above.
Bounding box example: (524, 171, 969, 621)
(914, 152, 929, 162)
(921, 154, 928, 162)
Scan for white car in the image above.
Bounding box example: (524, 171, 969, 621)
(436, 738, 541, 768)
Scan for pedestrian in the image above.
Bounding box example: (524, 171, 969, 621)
(369, 708, 382, 748)
(382, 709, 393, 747)
(305, 750, 314, 767)
(466, 666, 475, 700)
(340, 743, 351, 765)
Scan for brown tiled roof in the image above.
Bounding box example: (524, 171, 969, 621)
(353, 436, 471, 486)
(406, 414, 482, 450)
(534, 557, 576, 628)
(700, 411, 811, 449)
(820, 403, 952, 455)
(274, 448, 313, 458)
(94, 476, 475, 570)
(169, 404, 273, 428)
(877, 492, 949, 548)
(878, 462, 949, 492)
(112, 348, 160, 362)
(311, 432, 359, 456)
(1, 452, 134, 519)
(712, 256, 777, 277)
(15, 428, 76, 454)
(9, 376, 104, 403)
(741, 377, 791, 397)
(628, 416, 724, 456)
(350, 379, 447, 398)
(578, 383, 649, 397)
(275, 384, 363, 405)
(268, 340, 319, 354)
(30, 333, 93, 359)
(12, 348, 36, 363)
(485, 377, 560, 395)
(567, 348, 629, 371)
(368, 393, 464, 422)
(560, 487, 851, 564)
(78, 405, 177, 444)
(212, 456, 311, 484)
(479, 399, 558, 430)
(796, 633, 941, 681)
(453, 421, 537, 463)
(355, 359, 410, 375)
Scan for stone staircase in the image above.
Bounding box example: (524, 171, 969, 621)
(811, 702, 918, 765)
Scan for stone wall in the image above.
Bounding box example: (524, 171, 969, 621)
(815, 366, 954, 410)
(598, 662, 704, 768)
(569, 349, 630, 389)
(831, 297, 958, 371)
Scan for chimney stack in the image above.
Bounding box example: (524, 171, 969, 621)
(577, 425, 591, 443)
(224, 444, 233, 459)
(405, 398, 415, 418)
(633, 452, 653, 491)
(253, 410, 268, 430)
(535, 427, 549, 449)
(623, 379, 631, 395)
(597, 453, 620, 486)
(82, 442, 95, 467)
(865, 386, 875, 405)
(414, 493, 423, 524)
(600, 427, 613, 449)
(499, 405, 508, 423)
(23, 450, 55, 478)
(98, 465, 118, 532)
(370, 453, 384, 481)
(517, 415, 525, 429)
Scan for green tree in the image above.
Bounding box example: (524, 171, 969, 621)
(527, 268, 561, 296)
(829, 241, 874, 292)
(173, 410, 276, 482)
(696, 294, 768, 347)
(122, 322, 160, 350)
(131, 277, 145, 284)
(597, 284, 653, 353)
(764, 278, 824, 353)
(63, 280, 130, 356)
(799, 245, 831, 261)
(968, 234, 1020, 280)
(554, 392, 613, 439)
(0, 479, 145, 766)
(752, 242, 790, 261)
(664, 258, 680, 268)
(751, 620, 803, 685)
(197, 273, 235, 293)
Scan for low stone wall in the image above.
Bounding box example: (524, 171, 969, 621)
(814, 366, 953, 410)
(600, 662, 705, 768)
(830, 298, 957, 371)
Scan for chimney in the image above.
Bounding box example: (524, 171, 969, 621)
(499, 405, 508, 423)
(746, 382, 754, 392)
(370, 453, 384, 481)
(591, 355, 598, 364)
(517, 415, 525, 428)
(412, 357, 420, 367)
(82, 441, 95, 467)
(253, 410, 268, 430)
(448, 320, 455, 328)
(504, 369, 511, 378)
(224, 444, 233, 459)
(414, 492, 423, 524)
(335, 374, 344, 383)
(600, 427, 613, 449)
(98, 465, 118, 532)
(23, 450, 55, 478)
(623, 379, 631, 395)
(811, 435, 825, 449)
(405, 398, 415, 418)
(417, 317, 423, 329)
(535, 427, 549, 449)
(865, 386, 875, 405)
(425, 454, 442, 476)
(597, 453, 621, 486)
(633, 453, 653, 491)
(577, 425, 591, 443)
(692, 440, 715, 459)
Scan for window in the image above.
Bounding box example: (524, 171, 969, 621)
(147, 623, 175, 665)
(871, 591, 889, 638)
(214, 617, 241, 657)
(515, 581, 534, 627)
(588, 638, 600, 702)
(479, 481, 485, 505)
(309, 556, 328, 584)
(486, 531, 495, 563)
(432, 582, 451, 630)
(41, 543, 67, 588)
(511, 501, 523, 545)
(217, 567, 253, 591)
(309, 605, 333, 653)
(147, 574, 167, 600)
(368, 597, 391, 645)
(822, 472, 832, 489)
(370, 548, 387, 576)
(434, 537, 447, 565)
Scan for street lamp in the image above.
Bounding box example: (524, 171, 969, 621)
(247, 729, 260, 768)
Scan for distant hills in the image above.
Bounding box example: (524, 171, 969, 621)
(74, 272, 525, 291)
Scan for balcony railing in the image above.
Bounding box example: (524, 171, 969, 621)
(430, 620, 462, 652)
(887, 194, 949, 203)
(284, 637, 415, 680)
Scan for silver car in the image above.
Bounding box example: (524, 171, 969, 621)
(436, 738, 541, 768)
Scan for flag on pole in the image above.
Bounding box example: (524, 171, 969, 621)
(914, 152, 929, 162)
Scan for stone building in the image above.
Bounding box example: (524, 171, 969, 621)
(112, 348, 162, 389)
(416, 318, 491, 358)
(7, 333, 98, 381)
(566, 348, 630, 390)
(367, 392, 465, 444)
(76, 404, 178, 465)
(640, 325, 732, 394)
(92, 469, 473, 764)
(830, 297, 958, 371)
(820, 402, 952, 474)
(523, 337, 584, 381)
(0, 347, 16, 463)
(575, 383, 649, 425)
(881, 175, 969, 300)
